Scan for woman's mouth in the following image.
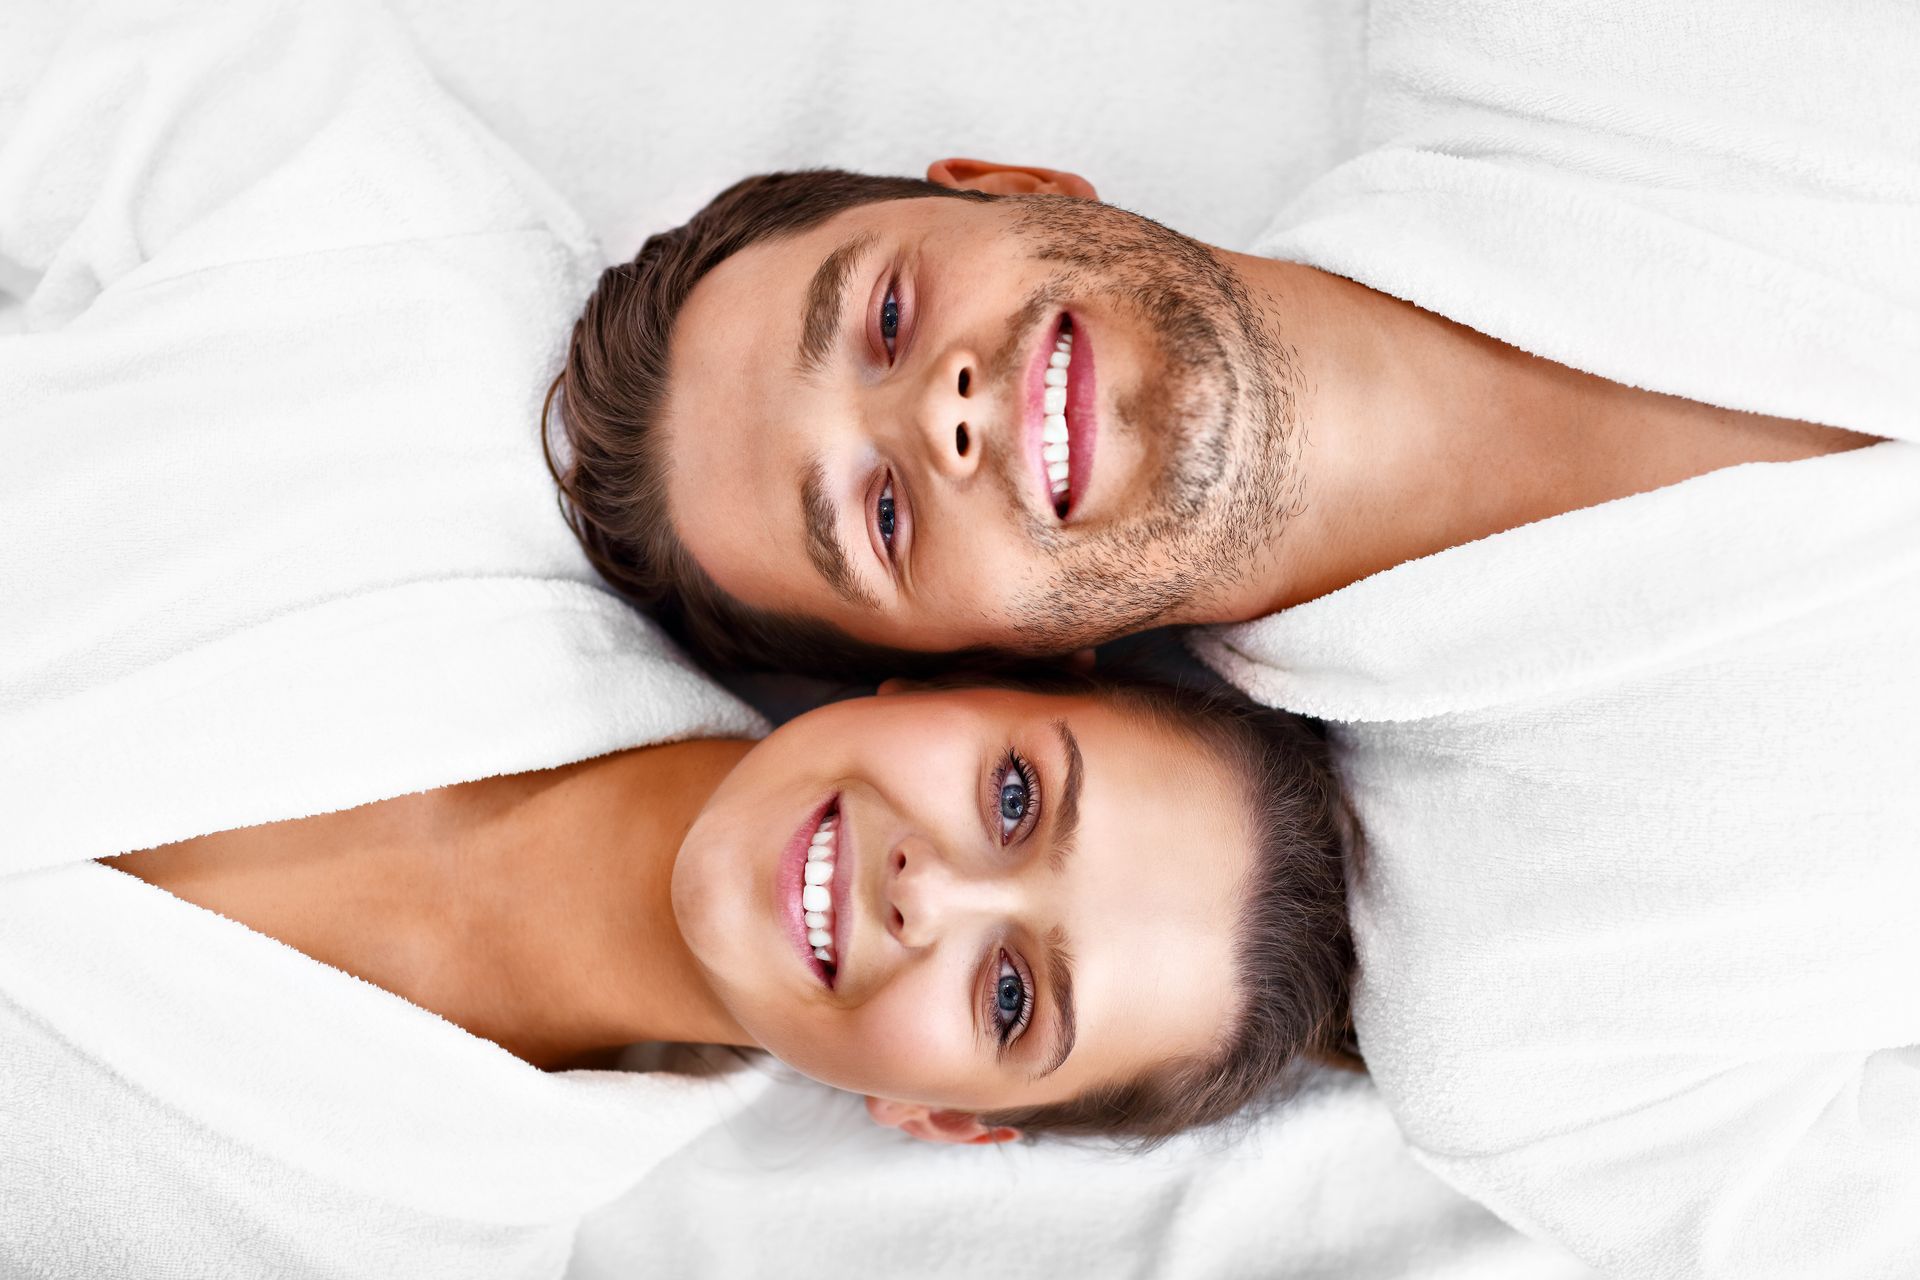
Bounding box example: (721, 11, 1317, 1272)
(785, 799, 845, 988)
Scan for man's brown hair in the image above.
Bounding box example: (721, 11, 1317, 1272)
(544, 169, 993, 677)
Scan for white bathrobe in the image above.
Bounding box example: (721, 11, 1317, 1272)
(0, 4, 764, 1275)
(1197, 2, 1920, 1276)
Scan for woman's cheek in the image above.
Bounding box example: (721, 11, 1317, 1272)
(789, 986, 975, 1104)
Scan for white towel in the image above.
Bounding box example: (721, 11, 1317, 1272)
(0, 860, 769, 1279)
(1196, 442, 1920, 1278)
(573, 1062, 1601, 1280)
(0, 0, 762, 871)
(1255, 0, 1920, 438)
(385, 0, 1372, 258)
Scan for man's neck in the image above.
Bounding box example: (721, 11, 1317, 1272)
(1207, 256, 1875, 622)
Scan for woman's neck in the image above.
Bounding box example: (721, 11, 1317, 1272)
(110, 737, 758, 1070)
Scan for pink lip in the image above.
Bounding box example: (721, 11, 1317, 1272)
(781, 795, 839, 988)
(830, 813, 853, 986)
(1022, 311, 1098, 521)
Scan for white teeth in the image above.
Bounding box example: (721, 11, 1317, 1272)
(1041, 323, 1076, 512)
(799, 809, 841, 971)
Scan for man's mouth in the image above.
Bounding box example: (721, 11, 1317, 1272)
(786, 799, 847, 988)
(1028, 312, 1097, 520)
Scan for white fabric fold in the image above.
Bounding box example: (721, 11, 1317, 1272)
(1196, 445, 1920, 1277)
(0, 0, 764, 872)
(1256, 0, 1920, 439)
(0, 861, 767, 1276)
(1200, 4, 1920, 1269)
(1, 6, 764, 1275)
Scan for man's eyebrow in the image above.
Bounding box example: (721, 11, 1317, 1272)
(1049, 719, 1083, 874)
(1036, 925, 1077, 1080)
(800, 460, 878, 609)
(796, 231, 877, 377)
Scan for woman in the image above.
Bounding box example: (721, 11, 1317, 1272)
(109, 670, 1352, 1145)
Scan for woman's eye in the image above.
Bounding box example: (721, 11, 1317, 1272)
(993, 751, 1037, 844)
(876, 476, 896, 553)
(990, 951, 1033, 1045)
(879, 285, 900, 359)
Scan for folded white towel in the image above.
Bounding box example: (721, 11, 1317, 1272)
(0, 0, 761, 871)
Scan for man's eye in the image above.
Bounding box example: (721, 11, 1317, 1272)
(879, 286, 900, 359)
(877, 476, 896, 553)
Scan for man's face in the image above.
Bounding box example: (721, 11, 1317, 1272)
(664, 193, 1296, 654)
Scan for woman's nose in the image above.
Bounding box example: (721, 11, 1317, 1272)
(909, 348, 980, 483)
(885, 840, 1015, 949)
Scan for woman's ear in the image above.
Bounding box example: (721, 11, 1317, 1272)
(865, 1096, 1020, 1145)
(875, 677, 915, 697)
(926, 157, 1098, 200)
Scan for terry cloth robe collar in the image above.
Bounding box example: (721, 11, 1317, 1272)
(1193, 441, 1920, 724)
(0, 860, 759, 1228)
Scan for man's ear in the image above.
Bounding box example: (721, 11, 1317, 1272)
(875, 677, 917, 697)
(927, 157, 1098, 201)
(865, 1096, 1021, 1145)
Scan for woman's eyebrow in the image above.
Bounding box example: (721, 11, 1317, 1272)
(795, 231, 877, 378)
(1035, 925, 1077, 1080)
(1049, 719, 1083, 873)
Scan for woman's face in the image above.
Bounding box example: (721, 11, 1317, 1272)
(671, 687, 1253, 1117)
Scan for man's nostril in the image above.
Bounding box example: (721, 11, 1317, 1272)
(890, 907, 905, 934)
(957, 368, 971, 396)
(955, 423, 970, 456)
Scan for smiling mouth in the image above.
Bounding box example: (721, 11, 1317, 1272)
(795, 803, 843, 986)
(1028, 311, 1096, 522)
(1041, 317, 1076, 514)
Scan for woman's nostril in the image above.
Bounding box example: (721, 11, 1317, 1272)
(955, 423, 970, 457)
(957, 368, 971, 396)
(890, 907, 905, 934)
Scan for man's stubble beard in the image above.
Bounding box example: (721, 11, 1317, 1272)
(997, 197, 1301, 652)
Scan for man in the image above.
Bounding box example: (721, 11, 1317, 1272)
(547, 0, 1920, 1274)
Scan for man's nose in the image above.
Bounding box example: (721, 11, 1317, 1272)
(885, 839, 1019, 950)
(906, 347, 981, 483)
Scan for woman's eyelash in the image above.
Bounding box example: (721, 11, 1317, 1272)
(989, 949, 1035, 1046)
(992, 749, 1041, 845)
